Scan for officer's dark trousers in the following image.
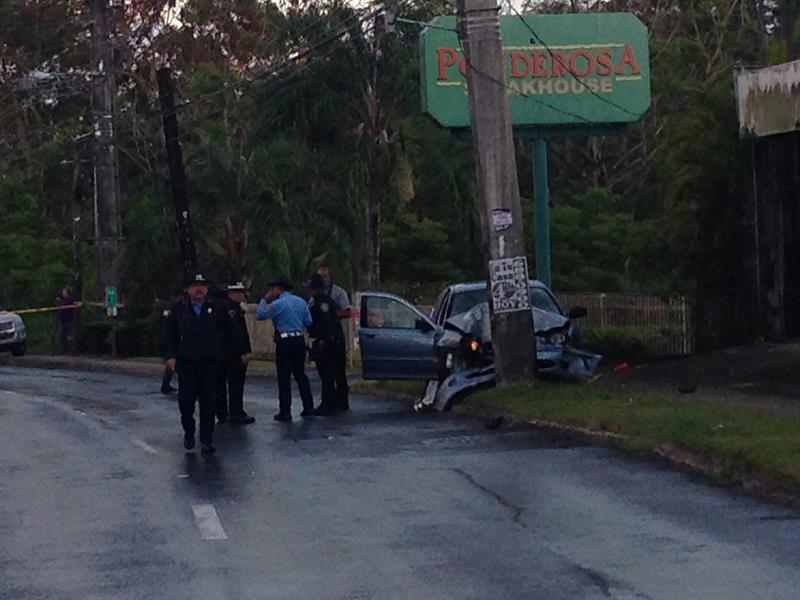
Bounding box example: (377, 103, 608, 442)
(334, 337, 349, 410)
(276, 337, 313, 415)
(313, 341, 337, 413)
(216, 357, 248, 420)
(178, 359, 218, 444)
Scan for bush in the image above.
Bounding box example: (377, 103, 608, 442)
(581, 327, 650, 361)
(77, 315, 161, 357)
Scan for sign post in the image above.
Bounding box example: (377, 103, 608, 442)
(421, 13, 651, 284)
(532, 138, 551, 287)
(105, 286, 118, 317)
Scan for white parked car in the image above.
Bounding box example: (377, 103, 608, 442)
(0, 308, 27, 356)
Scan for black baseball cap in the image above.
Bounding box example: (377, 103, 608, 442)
(185, 271, 209, 286)
(307, 273, 326, 290)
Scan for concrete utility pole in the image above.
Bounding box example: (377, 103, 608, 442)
(457, 0, 537, 383)
(156, 65, 198, 277)
(90, 0, 123, 355)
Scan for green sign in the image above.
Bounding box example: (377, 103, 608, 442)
(421, 13, 651, 129)
(105, 286, 117, 309)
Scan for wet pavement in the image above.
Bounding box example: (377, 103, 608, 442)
(1, 365, 799, 600)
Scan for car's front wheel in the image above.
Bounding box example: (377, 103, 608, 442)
(11, 342, 26, 357)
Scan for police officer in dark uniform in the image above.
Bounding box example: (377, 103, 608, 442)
(306, 274, 340, 416)
(318, 266, 351, 412)
(159, 290, 183, 395)
(216, 282, 256, 425)
(162, 271, 230, 454)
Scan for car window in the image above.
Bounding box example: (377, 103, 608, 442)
(363, 296, 420, 330)
(431, 289, 449, 322)
(450, 290, 487, 318)
(448, 285, 562, 319)
(530, 287, 560, 314)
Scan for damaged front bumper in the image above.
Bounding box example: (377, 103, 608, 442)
(416, 345, 602, 412)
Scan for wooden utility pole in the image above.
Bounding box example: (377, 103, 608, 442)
(457, 0, 536, 383)
(90, 0, 123, 302)
(71, 134, 92, 304)
(156, 65, 198, 278)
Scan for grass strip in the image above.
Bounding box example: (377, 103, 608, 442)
(473, 382, 800, 492)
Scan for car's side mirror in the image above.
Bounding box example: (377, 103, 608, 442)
(415, 318, 433, 332)
(568, 306, 588, 320)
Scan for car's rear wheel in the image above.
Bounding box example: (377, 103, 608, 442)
(11, 342, 26, 357)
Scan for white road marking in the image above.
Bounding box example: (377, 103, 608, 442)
(192, 504, 228, 540)
(132, 439, 158, 455)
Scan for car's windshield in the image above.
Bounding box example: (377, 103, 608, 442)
(449, 286, 560, 318)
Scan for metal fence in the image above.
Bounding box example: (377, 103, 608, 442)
(558, 293, 694, 356)
(246, 293, 694, 361)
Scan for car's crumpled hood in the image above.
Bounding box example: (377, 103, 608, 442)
(443, 302, 569, 343)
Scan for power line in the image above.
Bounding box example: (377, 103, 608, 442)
(0, 1, 383, 141)
(1, 4, 385, 169)
(508, 4, 641, 118)
(455, 32, 596, 125)
(156, 20, 383, 142)
(119, 4, 386, 134)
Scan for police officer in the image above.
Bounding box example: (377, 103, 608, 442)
(256, 275, 315, 422)
(318, 265, 351, 412)
(162, 271, 230, 454)
(159, 290, 183, 396)
(216, 282, 256, 425)
(306, 274, 340, 416)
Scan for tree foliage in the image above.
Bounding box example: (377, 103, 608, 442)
(0, 0, 784, 349)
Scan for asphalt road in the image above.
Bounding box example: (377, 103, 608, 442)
(1, 366, 799, 600)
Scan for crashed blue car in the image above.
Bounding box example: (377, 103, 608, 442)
(358, 281, 602, 411)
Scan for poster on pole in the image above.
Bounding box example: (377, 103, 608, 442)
(489, 257, 531, 314)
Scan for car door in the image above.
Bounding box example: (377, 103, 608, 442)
(359, 292, 440, 380)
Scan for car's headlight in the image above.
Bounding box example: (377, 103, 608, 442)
(537, 333, 566, 348)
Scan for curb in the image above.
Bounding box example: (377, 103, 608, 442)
(454, 403, 800, 512)
(0, 355, 278, 381)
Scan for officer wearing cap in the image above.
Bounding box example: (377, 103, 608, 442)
(216, 282, 256, 426)
(162, 271, 231, 454)
(256, 275, 315, 422)
(306, 274, 340, 416)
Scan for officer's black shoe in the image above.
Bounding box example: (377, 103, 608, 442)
(201, 444, 216, 455)
(161, 384, 177, 395)
(184, 434, 195, 451)
(230, 415, 255, 425)
(273, 413, 292, 423)
(314, 405, 336, 417)
(300, 408, 316, 418)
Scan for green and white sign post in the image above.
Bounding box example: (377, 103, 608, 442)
(105, 286, 118, 317)
(421, 13, 651, 286)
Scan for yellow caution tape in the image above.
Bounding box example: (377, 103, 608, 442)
(10, 301, 125, 315)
